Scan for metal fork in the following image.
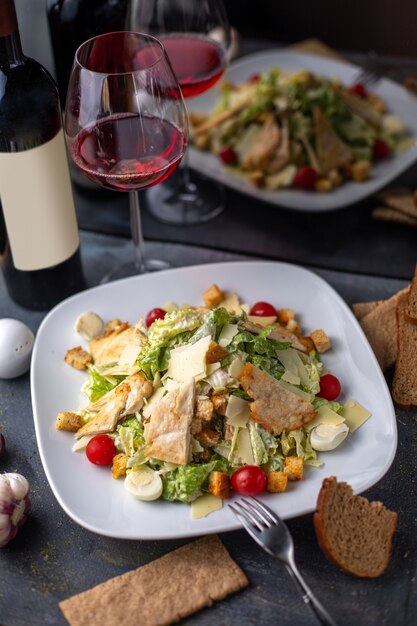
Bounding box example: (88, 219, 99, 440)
(350, 52, 397, 87)
(229, 497, 337, 626)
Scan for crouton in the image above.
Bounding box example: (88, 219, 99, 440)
(315, 178, 332, 193)
(267, 470, 288, 493)
(247, 171, 265, 188)
(350, 160, 371, 183)
(206, 341, 229, 364)
(111, 453, 129, 479)
(202, 284, 224, 308)
(195, 428, 220, 447)
(195, 397, 214, 422)
(212, 394, 228, 415)
(64, 346, 93, 370)
(103, 318, 125, 335)
(209, 471, 231, 499)
(189, 111, 209, 127)
(310, 329, 331, 353)
(55, 411, 83, 432)
(276, 308, 295, 324)
(284, 456, 303, 481)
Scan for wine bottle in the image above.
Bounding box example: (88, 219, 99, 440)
(46, 0, 128, 106)
(0, 0, 85, 311)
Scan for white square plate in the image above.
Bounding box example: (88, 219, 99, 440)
(189, 50, 417, 211)
(31, 261, 397, 539)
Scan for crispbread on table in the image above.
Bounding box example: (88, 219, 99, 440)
(59, 535, 248, 626)
(356, 288, 408, 371)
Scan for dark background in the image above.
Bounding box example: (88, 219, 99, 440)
(224, 0, 417, 57)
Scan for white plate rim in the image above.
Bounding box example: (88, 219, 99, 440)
(31, 261, 398, 539)
(188, 49, 417, 212)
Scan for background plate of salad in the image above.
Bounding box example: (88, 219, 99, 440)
(31, 262, 397, 539)
(189, 50, 417, 211)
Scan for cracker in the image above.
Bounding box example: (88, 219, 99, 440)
(59, 535, 248, 626)
(376, 188, 417, 218)
(358, 288, 408, 371)
(372, 207, 417, 227)
(392, 292, 417, 408)
(352, 301, 382, 320)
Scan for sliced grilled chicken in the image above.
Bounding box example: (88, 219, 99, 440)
(75, 372, 153, 438)
(89, 323, 147, 367)
(145, 379, 195, 465)
(240, 363, 316, 434)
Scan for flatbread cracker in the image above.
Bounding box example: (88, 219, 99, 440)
(376, 188, 417, 218)
(59, 535, 248, 626)
(372, 207, 417, 227)
(405, 265, 417, 323)
(352, 301, 382, 320)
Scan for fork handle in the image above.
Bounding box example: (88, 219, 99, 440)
(285, 563, 338, 626)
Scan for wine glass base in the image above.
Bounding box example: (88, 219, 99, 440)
(100, 258, 169, 284)
(146, 169, 225, 225)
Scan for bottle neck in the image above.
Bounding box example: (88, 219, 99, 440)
(0, 0, 24, 67)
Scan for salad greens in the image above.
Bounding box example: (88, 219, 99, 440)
(63, 288, 354, 509)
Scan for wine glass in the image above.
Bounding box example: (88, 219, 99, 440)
(64, 31, 189, 280)
(128, 0, 231, 225)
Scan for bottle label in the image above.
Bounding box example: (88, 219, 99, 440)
(0, 130, 80, 271)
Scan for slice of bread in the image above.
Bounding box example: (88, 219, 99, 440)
(392, 291, 417, 407)
(357, 287, 408, 371)
(405, 265, 417, 323)
(314, 476, 397, 578)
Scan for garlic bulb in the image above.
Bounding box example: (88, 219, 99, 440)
(0, 473, 31, 548)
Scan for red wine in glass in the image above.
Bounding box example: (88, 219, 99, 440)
(70, 113, 186, 192)
(159, 34, 227, 98)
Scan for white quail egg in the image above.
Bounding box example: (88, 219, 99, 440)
(0, 319, 35, 379)
(310, 422, 349, 452)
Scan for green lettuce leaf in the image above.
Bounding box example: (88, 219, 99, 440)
(161, 457, 230, 503)
(82, 366, 120, 403)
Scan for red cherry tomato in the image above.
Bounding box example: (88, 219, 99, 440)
(231, 466, 267, 496)
(250, 301, 277, 317)
(86, 435, 116, 466)
(294, 166, 318, 190)
(318, 374, 342, 401)
(218, 145, 238, 165)
(347, 83, 367, 98)
(145, 307, 166, 327)
(373, 138, 390, 160)
(248, 73, 261, 84)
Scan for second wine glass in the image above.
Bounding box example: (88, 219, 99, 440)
(128, 0, 231, 225)
(64, 31, 189, 281)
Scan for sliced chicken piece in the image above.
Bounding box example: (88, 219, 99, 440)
(75, 372, 153, 438)
(89, 323, 147, 367)
(314, 107, 353, 174)
(241, 114, 281, 171)
(240, 363, 316, 434)
(145, 379, 195, 465)
(338, 88, 382, 129)
(240, 319, 306, 352)
(265, 117, 290, 175)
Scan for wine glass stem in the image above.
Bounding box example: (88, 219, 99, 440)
(129, 190, 146, 273)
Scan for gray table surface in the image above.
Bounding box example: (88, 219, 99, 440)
(0, 232, 416, 626)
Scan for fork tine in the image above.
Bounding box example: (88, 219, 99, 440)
(229, 502, 263, 532)
(245, 497, 278, 524)
(239, 498, 274, 527)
